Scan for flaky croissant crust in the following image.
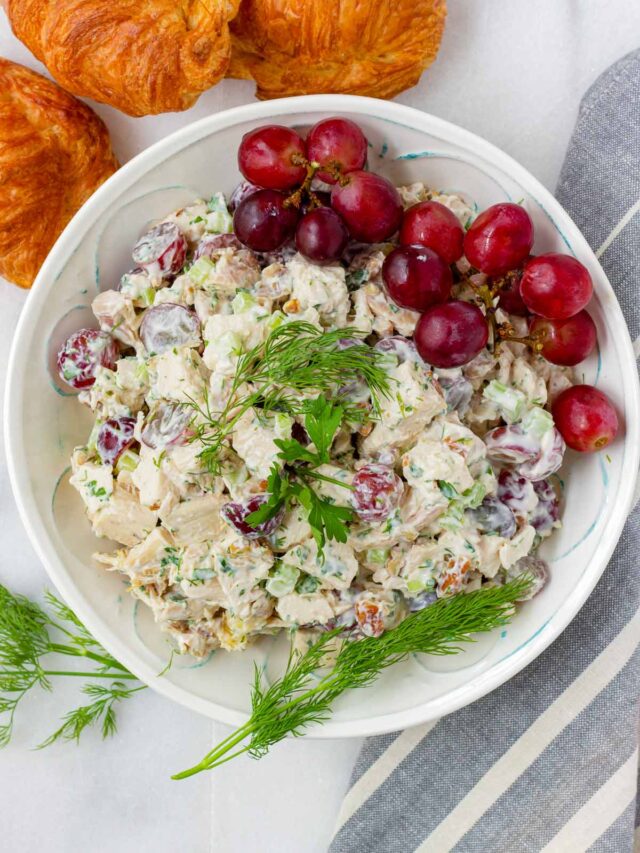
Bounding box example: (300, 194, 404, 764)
(0, 59, 118, 288)
(6, 0, 241, 116)
(228, 0, 447, 100)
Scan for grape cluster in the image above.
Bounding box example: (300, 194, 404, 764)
(235, 117, 402, 259)
(56, 115, 619, 456)
(390, 194, 616, 453)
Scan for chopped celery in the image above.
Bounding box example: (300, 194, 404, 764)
(273, 413, 293, 439)
(266, 311, 286, 333)
(407, 574, 435, 594)
(135, 360, 149, 383)
(438, 480, 485, 531)
(116, 449, 140, 474)
(231, 290, 258, 314)
(86, 421, 102, 454)
(188, 256, 215, 286)
(366, 548, 389, 565)
(483, 380, 526, 423)
(205, 193, 233, 234)
(462, 481, 486, 509)
(439, 506, 465, 531)
(522, 406, 553, 438)
(139, 287, 156, 307)
(266, 564, 300, 598)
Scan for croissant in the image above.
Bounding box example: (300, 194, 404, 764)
(228, 0, 447, 100)
(0, 59, 118, 288)
(4, 0, 241, 116)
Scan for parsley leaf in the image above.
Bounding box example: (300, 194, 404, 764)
(301, 397, 344, 462)
(245, 468, 293, 526)
(273, 438, 318, 465)
(297, 486, 353, 552)
(246, 396, 354, 556)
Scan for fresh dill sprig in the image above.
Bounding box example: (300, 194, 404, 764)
(0, 584, 143, 748)
(173, 576, 532, 779)
(38, 681, 145, 748)
(187, 321, 392, 474)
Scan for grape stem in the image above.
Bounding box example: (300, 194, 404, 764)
(284, 155, 348, 211)
(461, 268, 545, 356)
(496, 321, 546, 352)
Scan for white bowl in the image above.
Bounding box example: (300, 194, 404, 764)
(5, 95, 639, 737)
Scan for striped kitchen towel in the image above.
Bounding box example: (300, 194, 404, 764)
(330, 49, 640, 853)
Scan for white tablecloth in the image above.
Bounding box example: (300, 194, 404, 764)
(2, 3, 639, 851)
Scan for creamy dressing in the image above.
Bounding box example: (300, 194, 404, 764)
(69, 184, 568, 657)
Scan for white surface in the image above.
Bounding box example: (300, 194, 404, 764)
(1, 2, 639, 851)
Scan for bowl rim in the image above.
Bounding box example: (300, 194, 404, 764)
(5, 94, 640, 738)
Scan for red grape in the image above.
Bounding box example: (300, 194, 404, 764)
(530, 310, 597, 366)
(520, 253, 593, 319)
(518, 427, 565, 481)
(399, 200, 464, 264)
(497, 269, 529, 316)
(229, 180, 261, 211)
(194, 233, 243, 259)
(97, 417, 136, 465)
(508, 556, 549, 599)
(307, 118, 367, 184)
(466, 496, 517, 538)
(529, 479, 560, 533)
(141, 402, 191, 449)
(352, 463, 404, 523)
(132, 222, 187, 279)
(408, 591, 438, 612)
(238, 125, 307, 191)
(295, 207, 349, 262)
(234, 189, 299, 252)
(497, 469, 537, 514)
(463, 203, 533, 276)
(414, 301, 488, 368)
(57, 329, 119, 390)
(552, 385, 618, 452)
(221, 495, 285, 539)
(485, 425, 541, 465)
(139, 303, 201, 356)
(375, 336, 421, 364)
(437, 373, 474, 414)
(382, 245, 452, 312)
(331, 171, 402, 243)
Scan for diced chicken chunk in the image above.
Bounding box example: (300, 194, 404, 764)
(159, 494, 227, 545)
(91, 486, 158, 546)
(276, 592, 335, 626)
(281, 539, 359, 591)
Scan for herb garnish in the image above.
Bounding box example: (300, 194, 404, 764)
(0, 584, 143, 748)
(187, 321, 392, 475)
(0, 576, 532, 769)
(173, 575, 532, 778)
(246, 397, 355, 554)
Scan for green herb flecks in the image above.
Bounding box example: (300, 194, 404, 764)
(173, 576, 532, 778)
(0, 584, 144, 748)
(187, 321, 392, 475)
